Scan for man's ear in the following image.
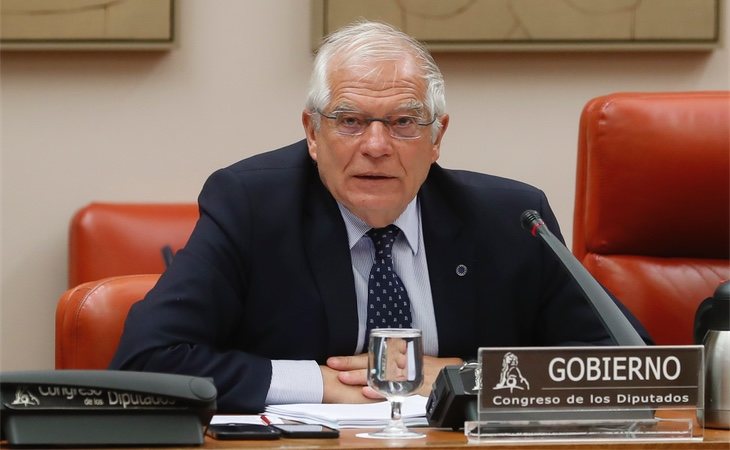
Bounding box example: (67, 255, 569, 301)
(431, 114, 450, 163)
(302, 110, 318, 161)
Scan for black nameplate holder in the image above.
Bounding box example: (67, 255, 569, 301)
(0, 370, 217, 447)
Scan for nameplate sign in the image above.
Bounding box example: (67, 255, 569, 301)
(478, 346, 703, 411)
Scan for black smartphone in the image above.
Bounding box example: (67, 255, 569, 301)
(272, 424, 340, 438)
(206, 423, 281, 440)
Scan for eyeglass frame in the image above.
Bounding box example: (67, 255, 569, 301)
(314, 109, 437, 140)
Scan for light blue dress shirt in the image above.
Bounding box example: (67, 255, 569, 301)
(338, 199, 438, 356)
(265, 198, 438, 405)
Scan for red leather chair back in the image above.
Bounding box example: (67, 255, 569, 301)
(69, 203, 198, 287)
(573, 91, 730, 345)
(55, 274, 159, 369)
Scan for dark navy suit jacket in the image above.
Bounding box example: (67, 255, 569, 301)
(110, 139, 649, 412)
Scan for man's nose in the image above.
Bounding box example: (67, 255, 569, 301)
(361, 121, 393, 157)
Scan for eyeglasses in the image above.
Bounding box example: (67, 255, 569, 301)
(316, 110, 436, 140)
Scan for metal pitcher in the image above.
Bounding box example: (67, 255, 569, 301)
(695, 280, 730, 429)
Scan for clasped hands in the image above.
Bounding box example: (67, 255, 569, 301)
(320, 352, 463, 404)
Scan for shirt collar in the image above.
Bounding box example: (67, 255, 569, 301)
(338, 199, 420, 255)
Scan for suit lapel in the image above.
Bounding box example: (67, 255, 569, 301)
(303, 172, 359, 356)
(419, 168, 479, 357)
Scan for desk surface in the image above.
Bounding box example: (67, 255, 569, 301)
(1, 427, 727, 449)
(204, 426, 729, 449)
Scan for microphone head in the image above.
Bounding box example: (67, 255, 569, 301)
(520, 209, 544, 230)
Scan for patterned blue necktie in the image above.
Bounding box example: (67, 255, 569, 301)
(365, 225, 413, 343)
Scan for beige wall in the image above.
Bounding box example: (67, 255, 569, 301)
(1, 0, 728, 371)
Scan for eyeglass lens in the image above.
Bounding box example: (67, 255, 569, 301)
(325, 112, 431, 139)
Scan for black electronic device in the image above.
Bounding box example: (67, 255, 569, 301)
(426, 363, 478, 430)
(206, 423, 281, 440)
(0, 370, 217, 447)
(272, 423, 340, 438)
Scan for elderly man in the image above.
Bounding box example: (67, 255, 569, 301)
(111, 21, 649, 412)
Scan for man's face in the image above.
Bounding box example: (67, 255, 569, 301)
(303, 58, 449, 228)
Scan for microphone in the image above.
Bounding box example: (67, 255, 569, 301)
(520, 210, 645, 346)
(426, 210, 652, 429)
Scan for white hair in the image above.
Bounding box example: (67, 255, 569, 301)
(305, 21, 446, 139)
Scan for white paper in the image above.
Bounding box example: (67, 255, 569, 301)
(264, 395, 429, 429)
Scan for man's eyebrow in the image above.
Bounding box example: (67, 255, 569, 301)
(399, 100, 425, 111)
(329, 102, 359, 112)
(391, 101, 426, 115)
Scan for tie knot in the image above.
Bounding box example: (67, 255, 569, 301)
(367, 224, 400, 255)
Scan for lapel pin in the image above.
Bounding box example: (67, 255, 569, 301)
(455, 264, 468, 277)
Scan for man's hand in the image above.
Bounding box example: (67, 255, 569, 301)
(326, 354, 464, 400)
(419, 356, 464, 397)
(320, 363, 378, 403)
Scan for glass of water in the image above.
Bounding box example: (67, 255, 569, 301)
(362, 328, 425, 439)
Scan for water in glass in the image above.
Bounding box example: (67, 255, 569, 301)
(361, 328, 425, 439)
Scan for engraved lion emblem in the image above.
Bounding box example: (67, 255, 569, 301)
(493, 351, 530, 392)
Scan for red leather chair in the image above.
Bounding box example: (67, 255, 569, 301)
(68, 202, 198, 287)
(55, 274, 159, 369)
(573, 91, 730, 345)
